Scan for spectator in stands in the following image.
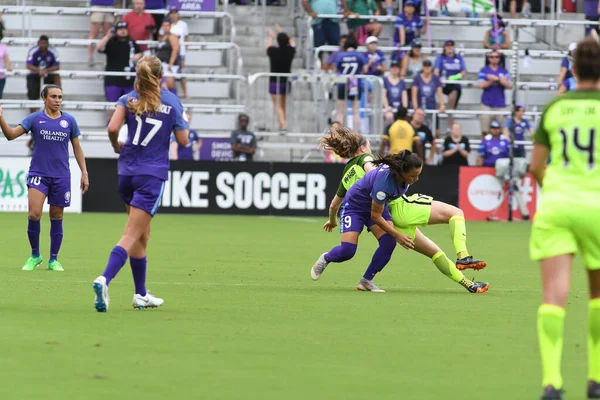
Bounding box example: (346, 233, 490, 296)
(434, 39, 467, 129)
(585, 0, 600, 37)
(483, 14, 510, 51)
(122, 0, 156, 53)
(442, 123, 470, 166)
(477, 50, 512, 136)
(504, 104, 532, 158)
(165, 8, 189, 98)
(411, 59, 444, 126)
(26, 35, 60, 113)
(364, 36, 385, 76)
(477, 120, 509, 167)
(383, 62, 407, 124)
(410, 107, 435, 164)
(510, 0, 531, 18)
(144, 0, 166, 41)
(155, 19, 180, 95)
(0, 23, 12, 99)
(266, 25, 296, 134)
(96, 21, 143, 120)
(230, 114, 257, 162)
(334, 36, 367, 131)
(394, 0, 425, 47)
(379, 106, 420, 157)
(88, 0, 116, 63)
(323, 34, 347, 71)
(557, 42, 576, 86)
(170, 112, 200, 160)
(557, 76, 577, 94)
(401, 40, 425, 83)
(302, 0, 340, 48)
(342, 0, 382, 45)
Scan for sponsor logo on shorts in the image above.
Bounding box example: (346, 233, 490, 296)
(64, 191, 71, 203)
(376, 191, 386, 201)
(60, 120, 69, 129)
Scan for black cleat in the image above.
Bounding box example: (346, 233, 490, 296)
(541, 385, 564, 400)
(467, 281, 489, 293)
(589, 380, 600, 398)
(456, 256, 487, 271)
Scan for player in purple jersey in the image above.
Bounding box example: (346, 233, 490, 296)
(311, 150, 421, 292)
(92, 56, 189, 313)
(0, 85, 89, 272)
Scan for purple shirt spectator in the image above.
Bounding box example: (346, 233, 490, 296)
(562, 77, 577, 92)
(391, 50, 405, 64)
(172, 130, 200, 160)
(477, 65, 511, 108)
(117, 88, 188, 180)
(384, 77, 406, 109)
(413, 74, 442, 110)
(434, 54, 467, 81)
(26, 46, 60, 73)
(560, 56, 573, 80)
(505, 116, 531, 155)
(479, 134, 509, 167)
(19, 111, 80, 178)
(364, 49, 386, 76)
(394, 13, 423, 46)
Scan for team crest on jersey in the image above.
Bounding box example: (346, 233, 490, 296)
(60, 120, 69, 128)
(64, 191, 71, 202)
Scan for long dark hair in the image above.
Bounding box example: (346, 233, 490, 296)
(372, 150, 422, 182)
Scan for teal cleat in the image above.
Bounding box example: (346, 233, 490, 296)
(47, 260, 64, 272)
(22, 256, 43, 271)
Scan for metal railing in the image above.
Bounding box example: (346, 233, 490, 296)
(0, 6, 237, 42)
(248, 72, 384, 135)
(4, 37, 243, 75)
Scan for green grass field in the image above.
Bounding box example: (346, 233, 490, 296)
(0, 212, 592, 399)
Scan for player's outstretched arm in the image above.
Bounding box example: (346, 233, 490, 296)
(324, 194, 344, 232)
(0, 104, 27, 141)
(71, 136, 89, 195)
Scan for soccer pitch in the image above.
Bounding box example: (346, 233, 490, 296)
(0, 213, 591, 399)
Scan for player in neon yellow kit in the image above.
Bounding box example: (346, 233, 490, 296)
(530, 38, 600, 400)
(317, 123, 488, 293)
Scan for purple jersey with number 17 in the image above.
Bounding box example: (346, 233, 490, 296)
(117, 88, 188, 180)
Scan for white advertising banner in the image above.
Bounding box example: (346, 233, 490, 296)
(0, 157, 82, 213)
(426, 0, 496, 13)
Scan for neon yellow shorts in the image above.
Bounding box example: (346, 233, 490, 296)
(530, 199, 600, 269)
(389, 194, 433, 240)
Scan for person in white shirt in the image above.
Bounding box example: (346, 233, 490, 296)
(165, 8, 189, 98)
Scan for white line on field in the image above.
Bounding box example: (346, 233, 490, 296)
(25, 279, 588, 294)
(259, 216, 319, 223)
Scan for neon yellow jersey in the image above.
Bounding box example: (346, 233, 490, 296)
(534, 90, 600, 202)
(336, 153, 375, 197)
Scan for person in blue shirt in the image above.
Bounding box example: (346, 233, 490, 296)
(26, 35, 61, 113)
(477, 120, 509, 167)
(558, 76, 577, 94)
(312, 150, 421, 292)
(477, 50, 513, 136)
(434, 39, 467, 129)
(557, 42, 576, 85)
(394, 0, 425, 47)
(504, 104, 532, 158)
(363, 36, 386, 76)
(93, 55, 189, 313)
(0, 84, 89, 272)
(335, 36, 367, 131)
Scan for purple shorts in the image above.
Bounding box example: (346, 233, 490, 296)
(27, 175, 72, 207)
(339, 203, 392, 234)
(269, 81, 290, 95)
(105, 85, 134, 102)
(118, 175, 166, 216)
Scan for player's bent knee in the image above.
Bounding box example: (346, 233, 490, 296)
(28, 211, 42, 221)
(338, 242, 358, 262)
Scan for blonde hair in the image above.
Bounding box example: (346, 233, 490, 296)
(128, 56, 162, 116)
(319, 123, 365, 159)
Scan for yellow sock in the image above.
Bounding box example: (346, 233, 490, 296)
(589, 299, 600, 382)
(431, 252, 472, 289)
(538, 304, 565, 389)
(449, 216, 469, 259)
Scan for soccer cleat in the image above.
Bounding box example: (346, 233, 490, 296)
(47, 260, 64, 272)
(132, 291, 164, 310)
(22, 256, 43, 271)
(456, 256, 487, 271)
(311, 253, 329, 281)
(589, 380, 600, 398)
(540, 385, 563, 400)
(93, 276, 109, 313)
(467, 281, 490, 294)
(356, 278, 385, 293)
